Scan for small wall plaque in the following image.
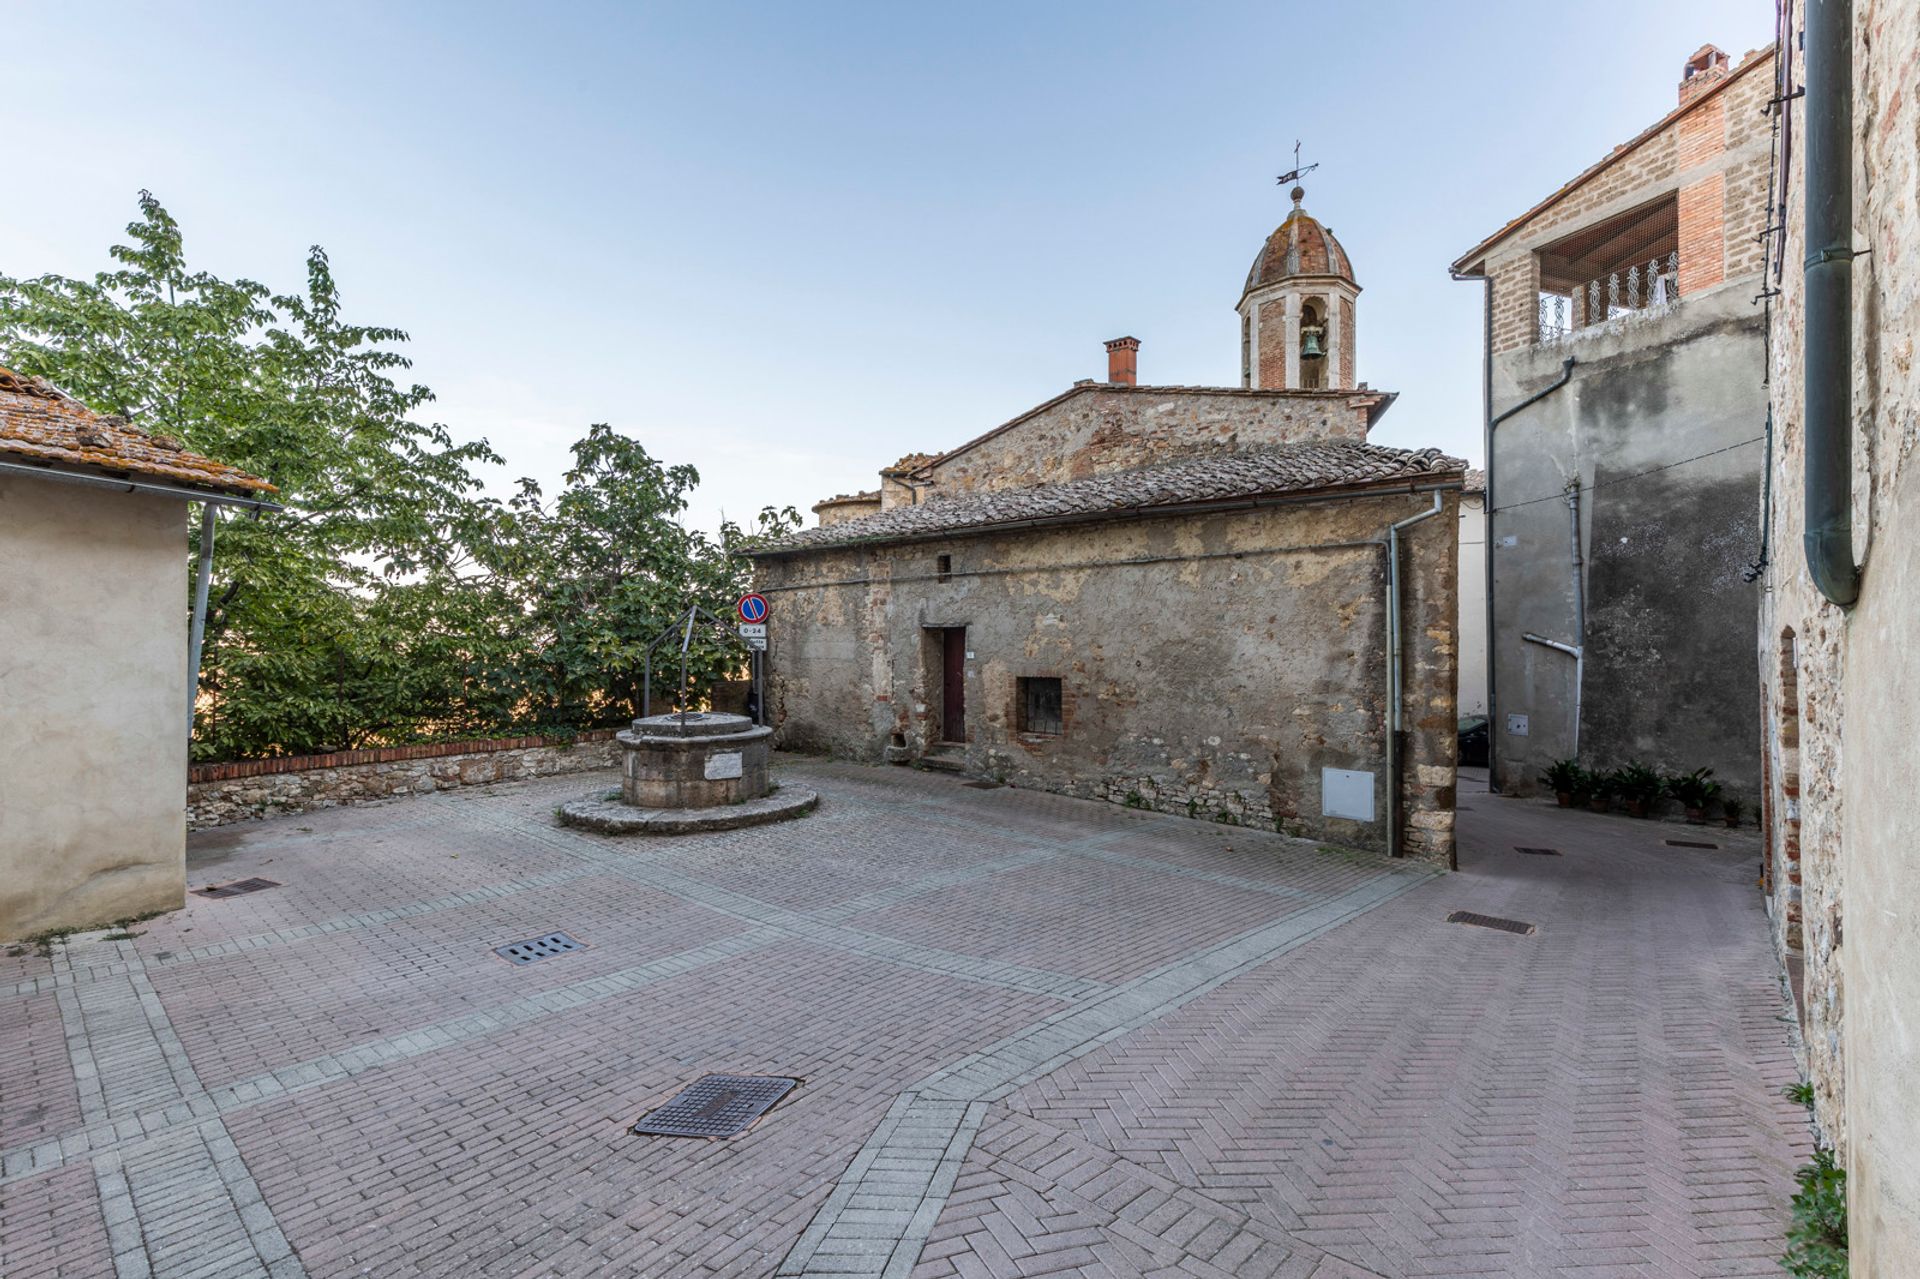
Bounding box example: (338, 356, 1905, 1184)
(705, 751, 745, 781)
(1506, 713, 1530, 737)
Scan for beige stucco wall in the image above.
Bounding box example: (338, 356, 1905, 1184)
(1759, 0, 1920, 1266)
(0, 476, 188, 939)
(1456, 492, 1487, 717)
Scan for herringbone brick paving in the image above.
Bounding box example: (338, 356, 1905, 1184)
(0, 761, 1806, 1277)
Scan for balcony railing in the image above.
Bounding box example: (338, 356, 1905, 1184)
(1538, 250, 1681, 344)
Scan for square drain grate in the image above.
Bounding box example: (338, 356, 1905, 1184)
(962, 780, 1003, 789)
(632, 1074, 799, 1138)
(1514, 846, 1561, 856)
(1448, 910, 1536, 936)
(1665, 839, 1720, 849)
(494, 932, 585, 965)
(193, 877, 281, 899)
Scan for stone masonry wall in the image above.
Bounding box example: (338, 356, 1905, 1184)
(187, 731, 620, 828)
(920, 385, 1382, 497)
(1760, 1, 1920, 1266)
(757, 490, 1459, 864)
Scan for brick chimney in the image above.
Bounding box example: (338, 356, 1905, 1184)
(1679, 44, 1730, 104)
(1104, 336, 1140, 386)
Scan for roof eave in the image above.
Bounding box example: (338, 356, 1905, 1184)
(750, 471, 1464, 559)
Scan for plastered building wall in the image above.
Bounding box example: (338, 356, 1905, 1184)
(1759, 1, 1920, 1265)
(1456, 492, 1487, 717)
(918, 386, 1381, 497)
(0, 478, 187, 939)
(1487, 285, 1766, 794)
(757, 491, 1459, 864)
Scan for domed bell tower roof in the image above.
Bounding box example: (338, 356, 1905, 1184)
(1242, 186, 1356, 300)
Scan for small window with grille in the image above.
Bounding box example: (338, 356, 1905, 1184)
(936, 553, 952, 581)
(1017, 677, 1063, 736)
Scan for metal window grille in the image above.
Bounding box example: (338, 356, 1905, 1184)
(1018, 677, 1063, 735)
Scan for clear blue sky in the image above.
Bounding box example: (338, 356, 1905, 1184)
(5, 1, 1775, 533)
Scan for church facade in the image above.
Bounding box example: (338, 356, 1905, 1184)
(750, 193, 1465, 863)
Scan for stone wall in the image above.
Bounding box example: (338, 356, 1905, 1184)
(1759, 1, 1920, 1266)
(919, 384, 1385, 497)
(757, 489, 1459, 864)
(186, 731, 620, 828)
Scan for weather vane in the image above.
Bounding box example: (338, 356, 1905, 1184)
(1276, 140, 1318, 189)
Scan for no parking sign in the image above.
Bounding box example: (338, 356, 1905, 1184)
(737, 593, 769, 624)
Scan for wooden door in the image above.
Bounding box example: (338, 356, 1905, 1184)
(941, 627, 967, 742)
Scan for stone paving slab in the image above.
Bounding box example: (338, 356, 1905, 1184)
(0, 759, 1808, 1277)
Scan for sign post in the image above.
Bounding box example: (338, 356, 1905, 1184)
(737, 594, 770, 725)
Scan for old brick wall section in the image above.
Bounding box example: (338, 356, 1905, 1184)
(187, 731, 620, 828)
(1761, 1, 1920, 1266)
(1475, 49, 1774, 353)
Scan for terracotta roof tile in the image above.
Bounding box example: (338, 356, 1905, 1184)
(0, 367, 275, 496)
(757, 441, 1465, 554)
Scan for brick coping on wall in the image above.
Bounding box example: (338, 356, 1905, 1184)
(188, 729, 620, 784)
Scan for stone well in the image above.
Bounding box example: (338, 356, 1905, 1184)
(620, 711, 770, 807)
(558, 710, 817, 835)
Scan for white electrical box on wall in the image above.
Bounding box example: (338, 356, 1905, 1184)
(1321, 768, 1376, 821)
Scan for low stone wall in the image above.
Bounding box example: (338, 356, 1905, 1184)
(187, 731, 620, 829)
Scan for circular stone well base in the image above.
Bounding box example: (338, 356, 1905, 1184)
(558, 786, 818, 835)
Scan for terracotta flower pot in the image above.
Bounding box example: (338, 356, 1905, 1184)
(1685, 806, 1706, 824)
(1625, 799, 1648, 819)
(1556, 791, 1573, 807)
(1724, 815, 1741, 828)
(1588, 797, 1610, 813)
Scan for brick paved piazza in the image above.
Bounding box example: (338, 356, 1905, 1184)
(0, 760, 1810, 1279)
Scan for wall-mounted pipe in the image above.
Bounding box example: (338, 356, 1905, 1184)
(1522, 633, 1583, 760)
(186, 504, 217, 737)
(1803, 0, 1861, 606)
(1385, 491, 1445, 859)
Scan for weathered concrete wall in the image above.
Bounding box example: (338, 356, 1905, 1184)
(0, 478, 187, 940)
(186, 732, 621, 828)
(758, 491, 1459, 863)
(921, 385, 1380, 497)
(1760, 1, 1920, 1263)
(1456, 491, 1487, 717)
(1488, 281, 1765, 796)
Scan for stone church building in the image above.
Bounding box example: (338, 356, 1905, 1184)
(751, 190, 1466, 863)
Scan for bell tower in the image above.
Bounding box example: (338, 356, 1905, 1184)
(1237, 185, 1360, 391)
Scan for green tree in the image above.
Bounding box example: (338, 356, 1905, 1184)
(2, 192, 795, 759)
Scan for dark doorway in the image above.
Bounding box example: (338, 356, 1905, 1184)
(941, 627, 967, 742)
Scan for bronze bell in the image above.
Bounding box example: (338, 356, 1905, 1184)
(1301, 326, 1325, 358)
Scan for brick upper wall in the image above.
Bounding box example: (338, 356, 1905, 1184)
(1464, 49, 1775, 354)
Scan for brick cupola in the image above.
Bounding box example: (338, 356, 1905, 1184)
(1236, 185, 1361, 392)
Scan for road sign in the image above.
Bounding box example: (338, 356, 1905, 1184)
(742, 636, 767, 651)
(738, 623, 766, 639)
(737, 593, 769, 624)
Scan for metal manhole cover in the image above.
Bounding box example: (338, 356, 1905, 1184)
(1665, 839, 1720, 849)
(493, 932, 585, 965)
(193, 877, 281, 899)
(1447, 911, 1536, 936)
(1514, 846, 1561, 856)
(632, 1073, 799, 1138)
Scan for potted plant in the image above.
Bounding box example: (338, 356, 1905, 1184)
(1722, 796, 1745, 829)
(1613, 763, 1666, 819)
(1666, 767, 1721, 824)
(1539, 759, 1584, 807)
(1584, 769, 1615, 813)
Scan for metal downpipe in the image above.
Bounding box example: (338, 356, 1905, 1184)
(1804, 0, 1861, 606)
(186, 503, 217, 737)
(1385, 491, 1445, 859)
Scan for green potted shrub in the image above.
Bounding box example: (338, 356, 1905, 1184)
(1666, 767, 1721, 824)
(1613, 763, 1666, 819)
(1722, 796, 1745, 829)
(1585, 768, 1616, 813)
(1539, 759, 1584, 807)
